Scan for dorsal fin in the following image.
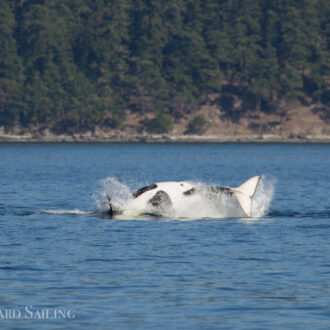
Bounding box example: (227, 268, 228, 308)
(133, 183, 157, 198)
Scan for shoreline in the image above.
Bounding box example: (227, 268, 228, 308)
(1, 133, 330, 143)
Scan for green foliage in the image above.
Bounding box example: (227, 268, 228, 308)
(186, 115, 210, 135)
(147, 113, 173, 134)
(0, 0, 329, 133)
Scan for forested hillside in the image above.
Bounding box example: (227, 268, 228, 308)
(0, 0, 329, 134)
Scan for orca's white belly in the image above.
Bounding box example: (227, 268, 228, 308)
(122, 181, 194, 215)
(109, 176, 262, 218)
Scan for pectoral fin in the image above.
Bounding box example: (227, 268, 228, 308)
(148, 190, 172, 207)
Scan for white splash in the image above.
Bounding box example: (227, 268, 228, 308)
(164, 182, 244, 219)
(93, 177, 133, 212)
(251, 176, 276, 218)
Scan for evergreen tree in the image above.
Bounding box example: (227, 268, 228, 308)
(0, 1, 24, 127)
(275, 0, 311, 100)
(0, 0, 328, 133)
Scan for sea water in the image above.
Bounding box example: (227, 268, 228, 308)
(0, 143, 329, 328)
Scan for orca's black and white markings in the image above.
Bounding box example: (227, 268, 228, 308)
(107, 176, 261, 218)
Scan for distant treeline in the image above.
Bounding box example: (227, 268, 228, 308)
(0, 0, 329, 133)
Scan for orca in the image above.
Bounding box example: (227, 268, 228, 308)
(108, 176, 261, 218)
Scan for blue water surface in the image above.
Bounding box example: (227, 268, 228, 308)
(0, 143, 330, 329)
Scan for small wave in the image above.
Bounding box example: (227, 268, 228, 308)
(297, 224, 330, 230)
(268, 210, 330, 219)
(0, 207, 34, 217)
(15, 210, 34, 216)
(268, 210, 302, 218)
(38, 209, 96, 215)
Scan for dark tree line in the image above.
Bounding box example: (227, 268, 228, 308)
(0, 0, 329, 133)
